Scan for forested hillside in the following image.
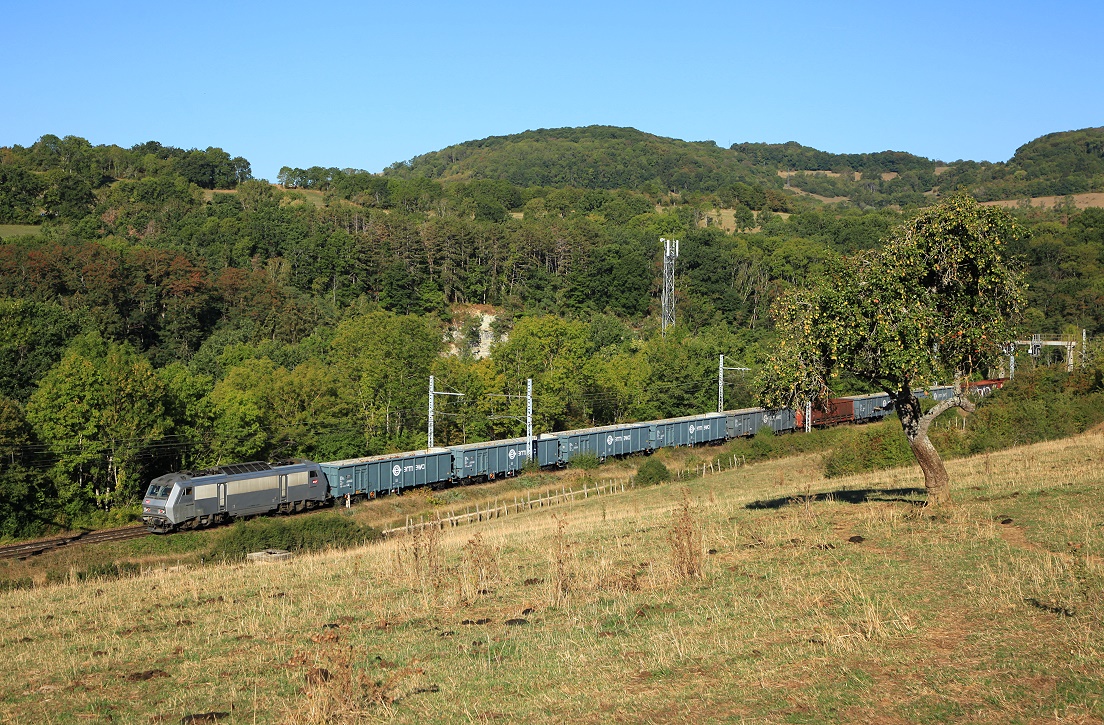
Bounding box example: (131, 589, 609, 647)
(382, 125, 1104, 208)
(0, 128, 1103, 537)
(383, 126, 786, 193)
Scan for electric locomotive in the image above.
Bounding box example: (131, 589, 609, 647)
(142, 460, 329, 533)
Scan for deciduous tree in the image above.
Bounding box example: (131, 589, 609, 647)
(758, 194, 1026, 504)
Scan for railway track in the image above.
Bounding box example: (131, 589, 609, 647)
(0, 525, 150, 560)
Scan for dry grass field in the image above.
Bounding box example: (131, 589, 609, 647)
(200, 187, 329, 208)
(775, 170, 898, 182)
(981, 193, 1104, 211)
(699, 209, 793, 233)
(2, 433, 1103, 724)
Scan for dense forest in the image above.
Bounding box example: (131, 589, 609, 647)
(1, 126, 1103, 537)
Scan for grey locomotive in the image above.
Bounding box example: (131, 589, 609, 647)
(142, 460, 330, 533)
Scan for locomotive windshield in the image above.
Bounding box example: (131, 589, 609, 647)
(145, 484, 173, 498)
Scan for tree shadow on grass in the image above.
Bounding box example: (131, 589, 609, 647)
(745, 487, 928, 510)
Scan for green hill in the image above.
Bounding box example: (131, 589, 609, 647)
(728, 140, 936, 175)
(382, 126, 936, 196)
(383, 125, 785, 193)
(1012, 126, 1104, 178)
(381, 125, 1104, 207)
(934, 127, 1104, 201)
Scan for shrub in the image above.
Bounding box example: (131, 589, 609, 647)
(570, 452, 600, 470)
(824, 425, 914, 478)
(747, 427, 776, 460)
(823, 368, 1104, 478)
(635, 457, 670, 486)
(210, 513, 380, 560)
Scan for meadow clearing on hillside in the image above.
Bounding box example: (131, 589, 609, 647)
(1, 434, 1103, 724)
(981, 193, 1104, 211)
(0, 224, 39, 238)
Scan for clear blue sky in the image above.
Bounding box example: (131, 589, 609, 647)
(3, 0, 1101, 181)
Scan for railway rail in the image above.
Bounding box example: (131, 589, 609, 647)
(0, 525, 150, 560)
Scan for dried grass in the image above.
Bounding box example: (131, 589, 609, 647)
(3, 433, 1104, 722)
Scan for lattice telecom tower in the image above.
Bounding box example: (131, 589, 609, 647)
(661, 237, 679, 334)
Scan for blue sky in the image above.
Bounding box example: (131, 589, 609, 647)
(3, 0, 1101, 181)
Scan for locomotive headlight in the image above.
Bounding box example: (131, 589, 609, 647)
(144, 507, 150, 513)
(158, 509, 164, 514)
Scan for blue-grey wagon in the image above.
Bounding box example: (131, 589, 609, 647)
(650, 412, 728, 448)
(536, 435, 561, 467)
(451, 437, 533, 481)
(554, 421, 653, 464)
(757, 408, 797, 433)
(924, 385, 956, 401)
(319, 448, 454, 498)
(849, 392, 893, 421)
(725, 407, 797, 438)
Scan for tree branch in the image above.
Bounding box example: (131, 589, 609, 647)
(917, 394, 976, 438)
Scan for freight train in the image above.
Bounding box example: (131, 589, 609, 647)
(141, 380, 1005, 533)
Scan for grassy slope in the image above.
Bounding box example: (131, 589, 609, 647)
(2, 434, 1103, 724)
(0, 224, 40, 238)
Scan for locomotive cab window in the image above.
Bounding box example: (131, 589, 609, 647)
(184, 487, 193, 496)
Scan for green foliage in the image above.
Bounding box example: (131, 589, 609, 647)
(938, 127, 1104, 200)
(0, 299, 84, 401)
(331, 311, 441, 451)
(747, 427, 777, 460)
(386, 126, 786, 194)
(961, 368, 1104, 452)
(0, 396, 47, 538)
(209, 513, 380, 559)
(0, 126, 1101, 529)
(570, 452, 600, 470)
(173, 147, 250, 189)
(731, 141, 936, 177)
(823, 424, 915, 477)
(634, 456, 670, 486)
(25, 333, 171, 513)
(0, 166, 45, 223)
(824, 368, 1104, 477)
(760, 195, 1026, 409)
